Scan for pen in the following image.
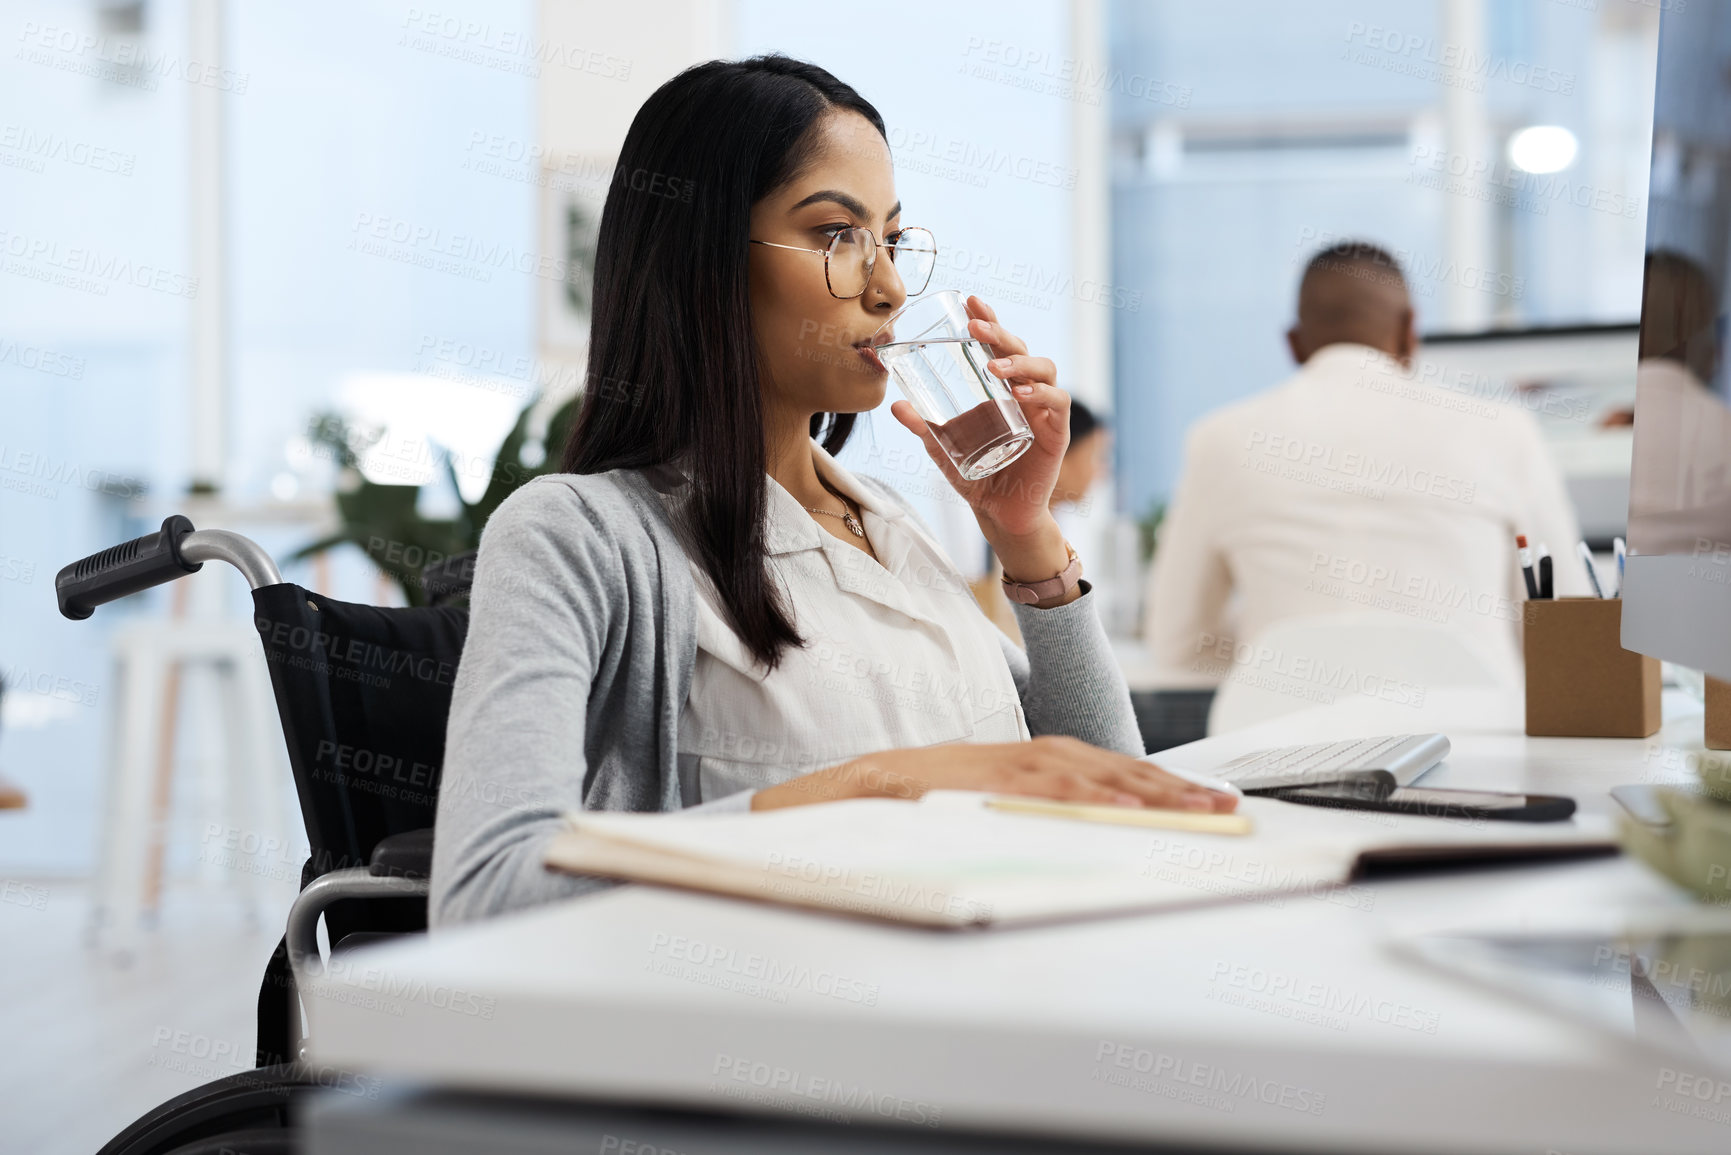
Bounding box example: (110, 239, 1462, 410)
(1516, 534, 1539, 599)
(1577, 541, 1605, 599)
(1537, 545, 1553, 599)
(1613, 537, 1626, 598)
(984, 796, 1254, 836)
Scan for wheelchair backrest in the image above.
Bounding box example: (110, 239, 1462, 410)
(250, 582, 469, 877)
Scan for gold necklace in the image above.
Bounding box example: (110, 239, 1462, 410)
(803, 479, 866, 538)
(806, 502, 865, 537)
(805, 481, 877, 564)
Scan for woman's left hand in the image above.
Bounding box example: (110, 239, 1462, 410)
(888, 294, 1070, 541)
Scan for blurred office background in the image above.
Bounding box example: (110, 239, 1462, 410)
(0, 2, 1662, 1145)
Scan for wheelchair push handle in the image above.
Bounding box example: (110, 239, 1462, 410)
(56, 515, 203, 620)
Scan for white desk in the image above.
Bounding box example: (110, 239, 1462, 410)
(304, 689, 1727, 1154)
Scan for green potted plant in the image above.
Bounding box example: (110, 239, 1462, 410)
(290, 394, 580, 607)
(1136, 499, 1167, 567)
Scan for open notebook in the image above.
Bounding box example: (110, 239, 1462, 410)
(543, 790, 1619, 929)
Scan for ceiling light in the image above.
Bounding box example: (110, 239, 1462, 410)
(1508, 125, 1578, 174)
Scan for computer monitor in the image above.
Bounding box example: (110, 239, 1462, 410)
(1421, 324, 1639, 549)
(1621, 1, 1731, 682)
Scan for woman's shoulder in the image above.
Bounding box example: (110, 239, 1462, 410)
(479, 469, 689, 573)
(468, 469, 698, 645)
(489, 469, 670, 529)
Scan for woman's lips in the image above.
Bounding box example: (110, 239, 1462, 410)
(853, 334, 889, 371)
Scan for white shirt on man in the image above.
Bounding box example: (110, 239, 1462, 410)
(1141, 342, 1588, 690)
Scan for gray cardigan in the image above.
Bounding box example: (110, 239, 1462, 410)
(429, 467, 1143, 927)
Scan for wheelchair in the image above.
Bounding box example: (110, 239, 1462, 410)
(57, 515, 477, 1155)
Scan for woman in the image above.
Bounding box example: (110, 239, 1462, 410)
(430, 54, 1235, 927)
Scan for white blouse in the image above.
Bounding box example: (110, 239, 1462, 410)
(653, 440, 1029, 811)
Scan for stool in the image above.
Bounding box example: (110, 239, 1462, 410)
(89, 617, 287, 960)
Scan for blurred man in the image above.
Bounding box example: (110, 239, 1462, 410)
(1141, 241, 1587, 693)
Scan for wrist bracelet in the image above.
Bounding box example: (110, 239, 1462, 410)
(1001, 540, 1082, 605)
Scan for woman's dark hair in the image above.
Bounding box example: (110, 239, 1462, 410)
(561, 54, 887, 670)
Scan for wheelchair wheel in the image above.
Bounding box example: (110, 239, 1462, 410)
(163, 1129, 296, 1155)
(95, 1062, 322, 1155)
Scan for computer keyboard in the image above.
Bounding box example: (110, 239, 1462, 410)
(1213, 733, 1450, 794)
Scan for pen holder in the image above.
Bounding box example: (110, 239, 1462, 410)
(1708, 677, 1730, 751)
(1523, 597, 1661, 738)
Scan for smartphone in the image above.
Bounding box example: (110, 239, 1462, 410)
(1271, 781, 1576, 822)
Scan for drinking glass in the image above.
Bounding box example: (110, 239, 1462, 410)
(871, 290, 1034, 480)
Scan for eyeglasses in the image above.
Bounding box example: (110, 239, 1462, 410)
(749, 226, 936, 299)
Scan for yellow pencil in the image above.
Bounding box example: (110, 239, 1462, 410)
(984, 796, 1254, 835)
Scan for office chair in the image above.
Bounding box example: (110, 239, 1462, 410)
(57, 516, 474, 1155)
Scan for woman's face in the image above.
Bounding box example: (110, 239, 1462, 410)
(749, 110, 908, 421)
